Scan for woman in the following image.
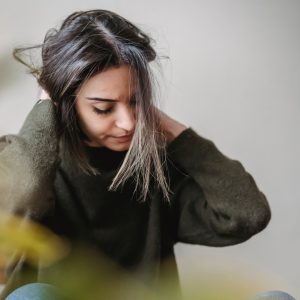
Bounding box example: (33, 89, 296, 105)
(0, 9, 292, 300)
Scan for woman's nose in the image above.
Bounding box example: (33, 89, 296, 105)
(115, 107, 135, 132)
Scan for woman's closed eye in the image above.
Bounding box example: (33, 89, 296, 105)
(92, 99, 136, 116)
(93, 106, 113, 115)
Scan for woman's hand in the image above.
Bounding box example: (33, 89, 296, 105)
(39, 88, 51, 100)
(39, 88, 58, 106)
(156, 108, 187, 143)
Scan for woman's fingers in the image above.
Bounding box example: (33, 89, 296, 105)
(39, 88, 51, 100)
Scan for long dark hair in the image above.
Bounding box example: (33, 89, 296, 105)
(13, 9, 171, 202)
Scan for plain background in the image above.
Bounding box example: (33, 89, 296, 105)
(0, 0, 299, 298)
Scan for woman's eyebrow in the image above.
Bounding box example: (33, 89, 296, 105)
(86, 97, 118, 102)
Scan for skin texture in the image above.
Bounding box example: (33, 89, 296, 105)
(40, 65, 187, 151)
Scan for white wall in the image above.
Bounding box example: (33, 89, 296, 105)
(1, 0, 299, 298)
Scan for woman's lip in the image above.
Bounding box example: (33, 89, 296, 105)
(113, 133, 133, 142)
(116, 134, 131, 138)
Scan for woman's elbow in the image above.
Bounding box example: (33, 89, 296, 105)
(231, 193, 271, 239)
(212, 193, 271, 241)
(246, 193, 271, 236)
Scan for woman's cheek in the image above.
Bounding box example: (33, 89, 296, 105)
(93, 120, 112, 137)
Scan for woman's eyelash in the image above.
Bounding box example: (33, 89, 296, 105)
(93, 100, 136, 115)
(93, 107, 113, 115)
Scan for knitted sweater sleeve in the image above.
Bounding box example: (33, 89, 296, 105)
(167, 128, 271, 246)
(0, 100, 59, 220)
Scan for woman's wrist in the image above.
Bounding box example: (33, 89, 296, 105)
(165, 122, 188, 142)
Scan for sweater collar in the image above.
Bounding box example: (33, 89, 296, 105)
(83, 146, 127, 172)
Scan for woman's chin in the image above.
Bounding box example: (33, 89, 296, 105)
(105, 141, 131, 152)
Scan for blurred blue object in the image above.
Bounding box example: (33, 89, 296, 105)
(251, 290, 296, 300)
(5, 283, 64, 300)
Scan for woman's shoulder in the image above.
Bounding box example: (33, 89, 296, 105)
(0, 100, 60, 218)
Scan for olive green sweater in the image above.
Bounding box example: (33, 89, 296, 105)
(0, 100, 271, 298)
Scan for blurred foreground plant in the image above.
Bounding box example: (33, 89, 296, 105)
(0, 213, 262, 300)
(0, 212, 69, 268)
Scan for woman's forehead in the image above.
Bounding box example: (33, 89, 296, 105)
(77, 65, 136, 100)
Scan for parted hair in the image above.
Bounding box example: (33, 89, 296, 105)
(13, 9, 171, 202)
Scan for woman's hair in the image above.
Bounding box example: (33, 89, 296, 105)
(13, 9, 171, 202)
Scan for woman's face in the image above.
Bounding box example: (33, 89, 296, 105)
(75, 65, 136, 151)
